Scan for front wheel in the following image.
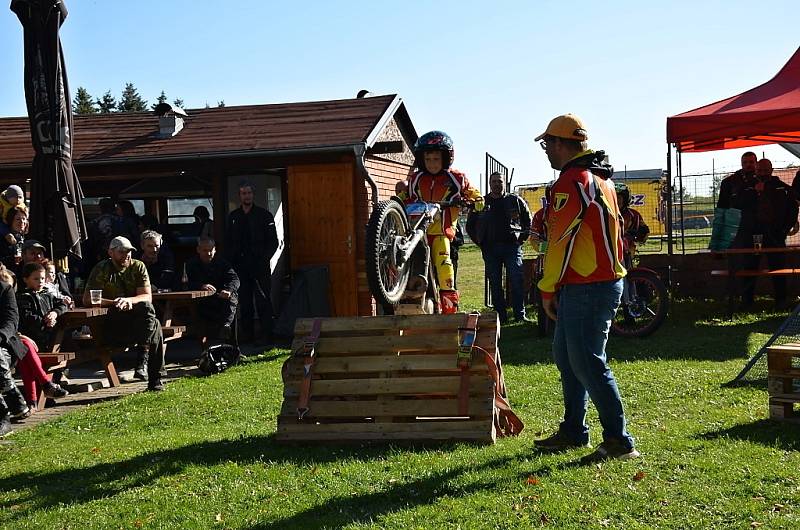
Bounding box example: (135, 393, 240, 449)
(610, 269, 669, 338)
(366, 199, 411, 309)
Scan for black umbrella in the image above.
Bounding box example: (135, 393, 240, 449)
(10, 0, 86, 269)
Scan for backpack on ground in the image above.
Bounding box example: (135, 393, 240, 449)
(198, 343, 241, 375)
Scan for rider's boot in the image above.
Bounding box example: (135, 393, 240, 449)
(440, 290, 460, 314)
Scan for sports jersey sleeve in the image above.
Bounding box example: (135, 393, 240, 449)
(537, 175, 584, 299)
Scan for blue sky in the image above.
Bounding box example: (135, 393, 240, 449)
(0, 0, 797, 189)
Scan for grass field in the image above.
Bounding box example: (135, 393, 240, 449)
(1, 244, 799, 529)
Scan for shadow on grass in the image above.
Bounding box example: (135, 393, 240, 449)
(498, 301, 788, 366)
(253, 455, 513, 529)
(0, 435, 508, 526)
(697, 419, 800, 451)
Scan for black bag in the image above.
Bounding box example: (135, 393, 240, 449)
(198, 343, 241, 375)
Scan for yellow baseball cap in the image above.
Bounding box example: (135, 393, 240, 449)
(534, 114, 588, 142)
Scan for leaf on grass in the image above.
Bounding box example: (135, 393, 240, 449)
(215, 513, 223, 523)
(632, 471, 646, 482)
(133, 520, 143, 528)
(91, 447, 101, 454)
(539, 513, 550, 525)
(750, 522, 763, 528)
(526, 475, 540, 486)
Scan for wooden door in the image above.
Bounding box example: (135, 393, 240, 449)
(287, 162, 358, 316)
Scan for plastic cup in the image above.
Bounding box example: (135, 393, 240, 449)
(89, 289, 103, 305)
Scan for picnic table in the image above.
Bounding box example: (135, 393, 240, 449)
(151, 290, 213, 340)
(706, 247, 800, 311)
(44, 305, 120, 387)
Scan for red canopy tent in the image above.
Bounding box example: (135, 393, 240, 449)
(664, 47, 800, 255)
(667, 46, 800, 152)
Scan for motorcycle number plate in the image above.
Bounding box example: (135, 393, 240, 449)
(405, 203, 428, 216)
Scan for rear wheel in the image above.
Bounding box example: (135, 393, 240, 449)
(611, 269, 669, 337)
(366, 200, 411, 310)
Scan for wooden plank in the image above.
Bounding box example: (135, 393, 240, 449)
(284, 375, 492, 397)
(275, 419, 495, 443)
(290, 334, 459, 355)
(768, 376, 795, 396)
(279, 397, 493, 418)
(769, 399, 800, 423)
(38, 352, 76, 363)
(767, 368, 800, 377)
(283, 354, 490, 375)
(768, 351, 797, 372)
(711, 269, 800, 277)
(291, 328, 496, 357)
(769, 394, 800, 402)
(294, 313, 498, 335)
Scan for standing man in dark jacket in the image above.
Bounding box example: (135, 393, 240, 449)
(225, 181, 279, 343)
(740, 158, 799, 310)
(474, 171, 532, 323)
(187, 237, 240, 341)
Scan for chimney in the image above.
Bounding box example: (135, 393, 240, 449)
(153, 102, 188, 138)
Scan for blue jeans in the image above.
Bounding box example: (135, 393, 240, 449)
(552, 279, 634, 449)
(482, 243, 525, 320)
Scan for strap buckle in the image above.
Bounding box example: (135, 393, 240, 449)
(457, 311, 481, 368)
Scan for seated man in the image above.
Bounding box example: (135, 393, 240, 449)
(137, 230, 176, 292)
(83, 236, 166, 391)
(186, 237, 240, 342)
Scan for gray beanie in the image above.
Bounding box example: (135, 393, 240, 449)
(4, 185, 24, 200)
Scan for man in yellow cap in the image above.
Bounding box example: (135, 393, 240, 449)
(533, 114, 638, 463)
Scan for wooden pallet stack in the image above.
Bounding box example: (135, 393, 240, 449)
(277, 313, 506, 443)
(766, 342, 800, 423)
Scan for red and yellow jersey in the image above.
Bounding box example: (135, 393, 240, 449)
(406, 169, 481, 237)
(538, 152, 626, 299)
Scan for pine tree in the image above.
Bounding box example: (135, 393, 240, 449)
(96, 90, 117, 113)
(217, 100, 225, 108)
(151, 90, 168, 111)
(117, 82, 148, 112)
(72, 87, 97, 115)
(173, 98, 185, 108)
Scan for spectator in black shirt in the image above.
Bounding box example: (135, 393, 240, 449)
(225, 181, 278, 343)
(187, 237, 239, 341)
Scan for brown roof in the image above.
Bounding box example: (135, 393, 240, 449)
(0, 94, 410, 168)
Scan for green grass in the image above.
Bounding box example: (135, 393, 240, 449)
(1, 244, 799, 528)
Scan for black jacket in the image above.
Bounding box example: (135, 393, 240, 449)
(0, 281, 27, 359)
(17, 287, 68, 350)
(224, 205, 279, 274)
(470, 193, 532, 246)
(186, 255, 240, 294)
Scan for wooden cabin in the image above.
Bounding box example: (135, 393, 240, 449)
(0, 94, 417, 316)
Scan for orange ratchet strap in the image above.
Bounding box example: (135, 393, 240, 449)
(457, 312, 480, 416)
(296, 318, 322, 420)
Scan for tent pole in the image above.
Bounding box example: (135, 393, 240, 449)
(678, 151, 685, 255)
(666, 144, 673, 257)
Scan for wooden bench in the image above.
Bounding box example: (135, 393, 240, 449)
(163, 325, 187, 342)
(711, 269, 800, 277)
(35, 352, 77, 408)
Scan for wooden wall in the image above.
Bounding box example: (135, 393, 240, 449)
(356, 157, 412, 315)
